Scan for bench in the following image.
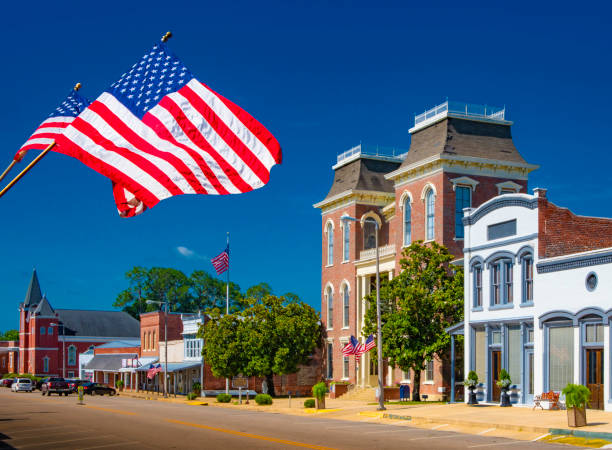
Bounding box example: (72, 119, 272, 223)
(533, 391, 560, 410)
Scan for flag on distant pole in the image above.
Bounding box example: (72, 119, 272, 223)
(211, 245, 229, 275)
(147, 363, 162, 379)
(354, 334, 376, 361)
(55, 32, 282, 218)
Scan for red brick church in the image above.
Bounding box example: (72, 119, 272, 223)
(18, 270, 140, 377)
(314, 101, 538, 400)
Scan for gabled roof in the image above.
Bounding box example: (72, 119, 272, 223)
(32, 295, 55, 317)
(400, 117, 528, 169)
(95, 339, 141, 349)
(322, 157, 400, 201)
(23, 269, 43, 308)
(56, 309, 140, 338)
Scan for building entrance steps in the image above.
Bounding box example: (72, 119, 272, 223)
(337, 386, 376, 402)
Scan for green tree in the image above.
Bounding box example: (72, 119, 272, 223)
(190, 270, 244, 312)
(200, 295, 322, 397)
(0, 330, 18, 341)
(364, 241, 463, 401)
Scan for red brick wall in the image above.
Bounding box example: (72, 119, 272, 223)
(95, 347, 141, 356)
(538, 194, 612, 258)
(140, 312, 183, 358)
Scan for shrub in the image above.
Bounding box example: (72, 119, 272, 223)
(496, 369, 511, 389)
(116, 380, 124, 389)
(464, 370, 479, 388)
(255, 394, 273, 405)
(562, 384, 591, 409)
(187, 392, 197, 400)
(312, 382, 327, 400)
(192, 382, 201, 396)
(3, 373, 18, 379)
(216, 393, 232, 403)
(304, 399, 315, 408)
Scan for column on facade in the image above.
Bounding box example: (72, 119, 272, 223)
(450, 334, 455, 403)
(359, 275, 368, 387)
(484, 324, 490, 401)
(573, 326, 580, 385)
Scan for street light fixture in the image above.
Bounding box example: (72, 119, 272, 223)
(146, 299, 169, 398)
(341, 214, 386, 411)
(49, 323, 65, 378)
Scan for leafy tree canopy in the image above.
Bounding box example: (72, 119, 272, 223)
(0, 330, 18, 341)
(363, 241, 463, 400)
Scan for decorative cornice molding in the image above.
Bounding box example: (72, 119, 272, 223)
(463, 196, 538, 226)
(464, 234, 538, 254)
(537, 250, 612, 274)
(314, 189, 395, 214)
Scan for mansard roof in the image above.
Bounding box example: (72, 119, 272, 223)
(323, 157, 400, 200)
(32, 295, 55, 316)
(55, 309, 140, 338)
(23, 269, 43, 308)
(400, 117, 528, 169)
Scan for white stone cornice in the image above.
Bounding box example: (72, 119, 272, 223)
(314, 189, 395, 214)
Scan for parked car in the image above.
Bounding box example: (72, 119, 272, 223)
(81, 382, 116, 396)
(41, 377, 71, 396)
(11, 378, 33, 392)
(67, 379, 86, 392)
(36, 377, 50, 391)
(1, 378, 14, 388)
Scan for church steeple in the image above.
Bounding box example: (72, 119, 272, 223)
(23, 269, 43, 309)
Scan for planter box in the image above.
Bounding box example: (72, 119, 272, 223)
(383, 387, 400, 401)
(567, 407, 587, 427)
(329, 383, 349, 399)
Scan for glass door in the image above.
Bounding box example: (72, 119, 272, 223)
(586, 348, 604, 410)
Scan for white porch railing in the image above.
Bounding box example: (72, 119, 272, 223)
(359, 244, 396, 262)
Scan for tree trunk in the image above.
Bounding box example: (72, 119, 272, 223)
(412, 369, 421, 401)
(265, 374, 276, 398)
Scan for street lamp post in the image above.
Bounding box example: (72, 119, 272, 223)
(50, 323, 65, 378)
(146, 299, 169, 398)
(342, 215, 386, 411)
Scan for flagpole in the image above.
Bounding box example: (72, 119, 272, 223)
(225, 231, 230, 395)
(0, 142, 56, 200)
(0, 160, 17, 184)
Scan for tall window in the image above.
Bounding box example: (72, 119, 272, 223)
(327, 222, 333, 265)
(425, 360, 434, 382)
(363, 221, 376, 250)
(326, 287, 333, 329)
(68, 345, 77, 366)
(548, 326, 574, 391)
(326, 342, 333, 379)
(48, 327, 53, 335)
(474, 329, 485, 382)
(425, 189, 435, 240)
(403, 198, 412, 246)
(152, 330, 156, 350)
(343, 222, 350, 262)
(504, 263, 513, 303)
(343, 356, 349, 379)
(342, 285, 349, 328)
(40, 326, 46, 335)
(455, 186, 471, 238)
(43, 356, 49, 373)
(507, 326, 521, 385)
(492, 264, 501, 305)
(491, 259, 513, 305)
(473, 264, 482, 308)
(522, 254, 534, 303)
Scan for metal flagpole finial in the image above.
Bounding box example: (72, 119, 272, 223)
(74, 83, 82, 91)
(161, 31, 172, 43)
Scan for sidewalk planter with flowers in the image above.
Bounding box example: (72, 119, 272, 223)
(562, 384, 590, 427)
(312, 382, 327, 409)
(496, 369, 512, 407)
(464, 371, 479, 405)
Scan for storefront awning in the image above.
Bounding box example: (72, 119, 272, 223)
(136, 361, 201, 373)
(446, 321, 464, 336)
(119, 357, 158, 372)
(84, 354, 138, 371)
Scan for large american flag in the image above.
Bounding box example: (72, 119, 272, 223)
(341, 336, 357, 357)
(15, 89, 89, 162)
(55, 39, 282, 217)
(211, 245, 229, 275)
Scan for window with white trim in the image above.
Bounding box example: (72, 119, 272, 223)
(473, 264, 482, 308)
(326, 222, 334, 265)
(425, 360, 434, 382)
(326, 342, 333, 379)
(425, 189, 435, 240)
(342, 221, 350, 262)
(521, 254, 533, 303)
(342, 285, 349, 328)
(455, 186, 471, 238)
(68, 345, 77, 366)
(363, 220, 376, 250)
(184, 334, 203, 359)
(403, 197, 411, 246)
(326, 287, 333, 329)
(343, 356, 349, 379)
(490, 259, 513, 306)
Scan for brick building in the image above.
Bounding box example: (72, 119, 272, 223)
(314, 101, 538, 399)
(18, 270, 140, 377)
(0, 341, 18, 375)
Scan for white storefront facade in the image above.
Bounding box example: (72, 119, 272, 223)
(459, 189, 612, 410)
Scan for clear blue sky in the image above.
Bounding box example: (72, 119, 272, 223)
(0, 2, 610, 331)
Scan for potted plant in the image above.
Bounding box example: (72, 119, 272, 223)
(496, 369, 512, 407)
(192, 382, 201, 397)
(116, 379, 124, 392)
(562, 384, 590, 427)
(312, 382, 327, 410)
(463, 370, 479, 405)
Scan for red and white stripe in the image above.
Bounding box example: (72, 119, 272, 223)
(56, 79, 282, 216)
(15, 117, 74, 162)
(211, 250, 229, 275)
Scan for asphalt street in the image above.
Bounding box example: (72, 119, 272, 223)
(0, 389, 573, 449)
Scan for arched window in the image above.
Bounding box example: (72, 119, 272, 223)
(472, 263, 482, 308)
(68, 345, 77, 366)
(326, 286, 333, 329)
(403, 197, 412, 246)
(490, 258, 513, 306)
(342, 222, 350, 262)
(521, 253, 534, 304)
(326, 222, 334, 265)
(342, 284, 350, 328)
(425, 189, 435, 240)
(363, 221, 376, 250)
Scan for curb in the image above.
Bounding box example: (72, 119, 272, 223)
(549, 429, 612, 441)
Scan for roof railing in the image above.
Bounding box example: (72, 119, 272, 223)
(414, 100, 507, 128)
(336, 144, 407, 165)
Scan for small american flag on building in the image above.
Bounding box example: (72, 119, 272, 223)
(341, 336, 356, 356)
(147, 363, 162, 379)
(355, 335, 375, 360)
(15, 88, 89, 162)
(211, 245, 229, 275)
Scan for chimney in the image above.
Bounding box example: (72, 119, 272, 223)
(533, 188, 547, 199)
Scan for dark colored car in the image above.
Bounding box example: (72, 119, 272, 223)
(36, 378, 48, 391)
(41, 377, 71, 396)
(67, 379, 86, 392)
(1, 378, 14, 387)
(81, 382, 116, 396)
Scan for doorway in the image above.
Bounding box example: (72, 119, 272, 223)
(586, 348, 604, 410)
(491, 350, 501, 402)
(524, 349, 534, 404)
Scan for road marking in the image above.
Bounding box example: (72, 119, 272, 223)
(478, 428, 497, 435)
(166, 419, 338, 450)
(468, 441, 526, 448)
(76, 441, 140, 449)
(532, 433, 549, 441)
(19, 435, 114, 448)
(83, 405, 137, 416)
(431, 423, 448, 430)
(409, 434, 456, 441)
(362, 429, 411, 434)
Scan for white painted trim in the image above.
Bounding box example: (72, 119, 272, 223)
(399, 190, 413, 211)
(60, 336, 140, 343)
(420, 183, 437, 200)
(339, 337, 349, 343)
(450, 176, 479, 192)
(496, 180, 523, 195)
(360, 211, 382, 227)
(22, 347, 58, 351)
(325, 218, 335, 232)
